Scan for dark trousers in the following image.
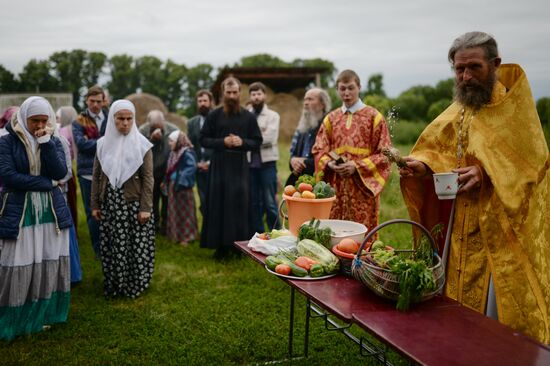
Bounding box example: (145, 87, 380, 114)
(196, 171, 209, 218)
(153, 177, 167, 234)
(78, 176, 100, 258)
(250, 163, 279, 234)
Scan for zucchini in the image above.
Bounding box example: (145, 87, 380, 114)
(297, 239, 340, 274)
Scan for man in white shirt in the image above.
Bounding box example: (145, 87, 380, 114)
(247, 82, 280, 234)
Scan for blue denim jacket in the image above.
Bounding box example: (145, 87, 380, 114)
(170, 149, 197, 191)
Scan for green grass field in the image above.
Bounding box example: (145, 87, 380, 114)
(0, 143, 414, 366)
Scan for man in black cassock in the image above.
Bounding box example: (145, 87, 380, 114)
(199, 77, 262, 258)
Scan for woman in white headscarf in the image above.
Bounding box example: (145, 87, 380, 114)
(91, 100, 155, 298)
(164, 130, 198, 246)
(0, 96, 72, 341)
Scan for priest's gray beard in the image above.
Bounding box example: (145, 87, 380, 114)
(296, 109, 322, 133)
(454, 67, 496, 110)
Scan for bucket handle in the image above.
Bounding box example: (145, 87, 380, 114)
(278, 198, 288, 231)
(355, 219, 437, 261)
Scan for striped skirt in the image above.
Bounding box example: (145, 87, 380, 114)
(0, 192, 70, 341)
(167, 182, 198, 244)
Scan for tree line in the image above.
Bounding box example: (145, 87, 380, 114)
(1, 50, 548, 131)
(0, 51, 335, 117)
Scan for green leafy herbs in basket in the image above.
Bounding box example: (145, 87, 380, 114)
(389, 259, 437, 311)
(414, 223, 444, 267)
(298, 218, 333, 249)
(369, 240, 437, 311)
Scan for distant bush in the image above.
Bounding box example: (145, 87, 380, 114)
(543, 125, 550, 147)
(390, 120, 427, 145)
(537, 97, 550, 128)
(427, 99, 452, 121)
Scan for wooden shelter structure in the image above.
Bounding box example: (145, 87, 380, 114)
(211, 66, 329, 103)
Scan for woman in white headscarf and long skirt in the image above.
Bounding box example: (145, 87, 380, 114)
(91, 100, 155, 298)
(0, 96, 72, 341)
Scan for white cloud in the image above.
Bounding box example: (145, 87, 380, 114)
(1, 0, 549, 98)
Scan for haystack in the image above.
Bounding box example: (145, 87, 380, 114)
(125, 92, 187, 131)
(240, 85, 303, 143)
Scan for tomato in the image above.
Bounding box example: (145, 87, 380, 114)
(298, 183, 313, 192)
(257, 233, 269, 240)
(275, 264, 291, 275)
(284, 185, 297, 196)
(337, 238, 359, 254)
(301, 191, 316, 199)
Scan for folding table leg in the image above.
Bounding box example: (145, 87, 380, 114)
(304, 298, 311, 357)
(288, 287, 295, 357)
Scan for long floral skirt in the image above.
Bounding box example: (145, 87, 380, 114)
(167, 182, 198, 244)
(99, 185, 155, 298)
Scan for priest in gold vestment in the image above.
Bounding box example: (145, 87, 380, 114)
(399, 32, 549, 344)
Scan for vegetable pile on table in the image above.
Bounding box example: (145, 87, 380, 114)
(283, 175, 335, 200)
(367, 240, 437, 311)
(265, 239, 340, 278)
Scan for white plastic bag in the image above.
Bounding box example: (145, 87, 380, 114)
(247, 233, 297, 255)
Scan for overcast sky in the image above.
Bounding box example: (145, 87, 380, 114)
(2, 0, 549, 99)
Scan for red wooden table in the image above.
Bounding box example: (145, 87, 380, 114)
(235, 241, 550, 366)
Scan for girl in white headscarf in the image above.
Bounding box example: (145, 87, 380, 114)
(0, 96, 72, 341)
(91, 100, 155, 298)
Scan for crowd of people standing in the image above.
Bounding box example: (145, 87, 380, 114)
(1, 30, 548, 344)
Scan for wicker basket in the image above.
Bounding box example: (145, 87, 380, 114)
(350, 219, 445, 302)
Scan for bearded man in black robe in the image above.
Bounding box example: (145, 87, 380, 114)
(199, 77, 262, 258)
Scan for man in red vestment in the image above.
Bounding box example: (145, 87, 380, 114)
(312, 70, 391, 231)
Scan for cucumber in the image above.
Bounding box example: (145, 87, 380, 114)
(288, 262, 308, 277)
(276, 255, 308, 277)
(265, 256, 283, 271)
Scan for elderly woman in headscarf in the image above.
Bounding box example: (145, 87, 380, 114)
(56, 106, 78, 159)
(54, 110, 83, 285)
(91, 100, 155, 298)
(164, 130, 198, 246)
(0, 106, 18, 137)
(55, 106, 79, 238)
(0, 97, 72, 341)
